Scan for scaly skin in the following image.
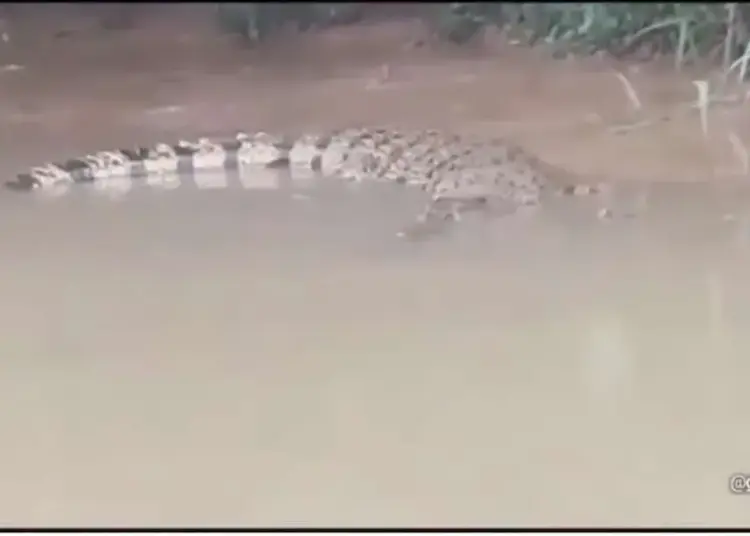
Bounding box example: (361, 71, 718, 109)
(5, 126, 612, 239)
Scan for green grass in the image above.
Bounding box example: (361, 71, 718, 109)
(215, 3, 750, 74)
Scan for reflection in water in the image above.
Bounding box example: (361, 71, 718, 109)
(1, 177, 750, 525)
(35, 168, 292, 201)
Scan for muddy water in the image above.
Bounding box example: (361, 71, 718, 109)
(1, 177, 750, 526)
(3, 14, 750, 526)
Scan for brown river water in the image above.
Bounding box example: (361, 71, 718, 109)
(0, 6, 750, 526)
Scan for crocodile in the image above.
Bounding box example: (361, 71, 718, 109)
(4, 126, 613, 239)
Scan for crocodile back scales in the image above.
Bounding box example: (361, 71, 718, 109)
(6, 128, 465, 191)
(5, 126, 610, 239)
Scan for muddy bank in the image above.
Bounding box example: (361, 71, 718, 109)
(0, 9, 747, 184)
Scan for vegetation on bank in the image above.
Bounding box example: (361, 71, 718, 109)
(216, 3, 750, 73)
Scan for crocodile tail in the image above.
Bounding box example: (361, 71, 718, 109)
(4, 133, 295, 192)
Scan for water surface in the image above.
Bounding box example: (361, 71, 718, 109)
(0, 176, 749, 526)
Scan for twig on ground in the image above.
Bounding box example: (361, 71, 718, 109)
(613, 70, 642, 112)
(693, 79, 710, 137)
